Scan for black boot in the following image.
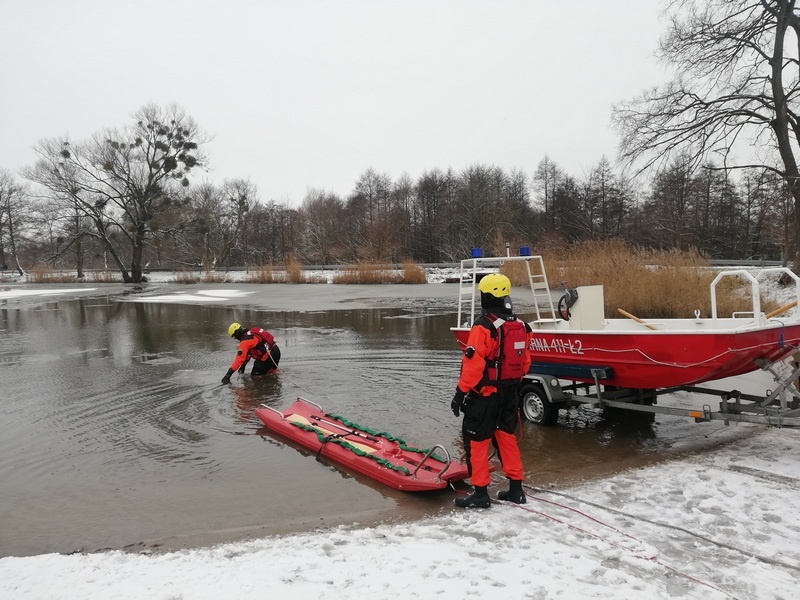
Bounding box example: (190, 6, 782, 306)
(497, 479, 526, 504)
(455, 485, 491, 508)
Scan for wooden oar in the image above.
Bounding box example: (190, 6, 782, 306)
(286, 413, 376, 454)
(766, 300, 798, 319)
(617, 308, 659, 330)
(309, 415, 380, 442)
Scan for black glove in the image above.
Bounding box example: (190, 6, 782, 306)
(451, 388, 467, 417)
(237, 364, 246, 374)
(221, 368, 234, 384)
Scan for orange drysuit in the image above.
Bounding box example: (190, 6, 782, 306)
(456, 313, 531, 487)
(229, 330, 279, 375)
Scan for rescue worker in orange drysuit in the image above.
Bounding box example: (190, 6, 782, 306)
(221, 322, 281, 384)
(451, 273, 531, 508)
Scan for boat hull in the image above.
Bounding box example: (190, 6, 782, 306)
(453, 322, 800, 389)
(254, 398, 470, 492)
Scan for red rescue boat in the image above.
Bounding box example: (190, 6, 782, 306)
(254, 397, 470, 492)
(452, 256, 800, 389)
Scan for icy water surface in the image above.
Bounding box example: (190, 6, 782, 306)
(0, 287, 747, 557)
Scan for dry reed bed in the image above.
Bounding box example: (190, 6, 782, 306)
(503, 241, 781, 319)
(332, 260, 426, 284)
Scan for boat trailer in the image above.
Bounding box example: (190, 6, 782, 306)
(520, 357, 800, 428)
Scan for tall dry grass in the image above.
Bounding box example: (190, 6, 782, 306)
(285, 255, 306, 283)
(27, 267, 80, 283)
(246, 257, 328, 283)
(502, 240, 780, 319)
(176, 269, 232, 284)
(246, 265, 280, 283)
(332, 260, 427, 284)
(333, 261, 397, 284)
(27, 267, 122, 283)
(400, 259, 427, 284)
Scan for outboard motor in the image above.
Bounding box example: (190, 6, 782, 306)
(557, 283, 579, 321)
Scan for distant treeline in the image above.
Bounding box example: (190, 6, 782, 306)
(0, 106, 794, 282)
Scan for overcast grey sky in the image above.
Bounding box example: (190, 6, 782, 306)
(0, 1, 667, 206)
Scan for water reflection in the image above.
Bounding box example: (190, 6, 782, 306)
(229, 376, 284, 425)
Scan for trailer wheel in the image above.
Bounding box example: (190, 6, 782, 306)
(519, 383, 559, 425)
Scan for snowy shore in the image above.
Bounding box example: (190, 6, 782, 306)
(2, 426, 799, 599)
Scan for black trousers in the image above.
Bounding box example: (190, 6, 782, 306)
(461, 383, 518, 441)
(251, 345, 281, 376)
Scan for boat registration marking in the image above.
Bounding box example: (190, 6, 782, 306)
(529, 337, 584, 355)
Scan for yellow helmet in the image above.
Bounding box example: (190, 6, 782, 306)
(478, 273, 511, 298)
(227, 322, 242, 337)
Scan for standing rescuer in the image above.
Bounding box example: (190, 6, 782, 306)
(451, 273, 532, 508)
(222, 322, 281, 384)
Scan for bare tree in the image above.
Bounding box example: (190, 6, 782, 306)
(0, 169, 29, 275)
(584, 157, 627, 238)
(390, 172, 415, 260)
(612, 0, 800, 266)
(300, 189, 345, 263)
(648, 155, 701, 250)
(221, 179, 258, 270)
(414, 169, 448, 262)
(24, 104, 206, 282)
(533, 156, 563, 230)
(349, 168, 394, 260)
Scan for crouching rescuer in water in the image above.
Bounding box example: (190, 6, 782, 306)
(451, 273, 532, 508)
(221, 322, 281, 384)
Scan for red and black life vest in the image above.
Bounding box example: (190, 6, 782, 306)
(246, 327, 276, 361)
(479, 314, 529, 382)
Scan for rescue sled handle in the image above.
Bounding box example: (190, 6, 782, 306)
(258, 404, 288, 421)
(413, 444, 454, 482)
(258, 398, 326, 423)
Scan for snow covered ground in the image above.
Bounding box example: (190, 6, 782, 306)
(2, 267, 800, 598)
(1, 427, 799, 599)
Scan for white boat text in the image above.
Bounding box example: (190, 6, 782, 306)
(529, 338, 585, 355)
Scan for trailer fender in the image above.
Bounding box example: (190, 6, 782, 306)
(522, 374, 566, 403)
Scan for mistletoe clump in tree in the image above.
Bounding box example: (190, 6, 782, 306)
(26, 103, 206, 283)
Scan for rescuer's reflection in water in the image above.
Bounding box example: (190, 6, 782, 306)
(229, 375, 283, 425)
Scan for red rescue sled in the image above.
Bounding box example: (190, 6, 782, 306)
(254, 397, 470, 492)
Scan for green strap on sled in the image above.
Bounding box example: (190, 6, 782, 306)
(326, 412, 447, 463)
(288, 420, 411, 475)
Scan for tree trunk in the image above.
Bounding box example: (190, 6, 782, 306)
(793, 197, 800, 270)
(6, 210, 23, 276)
(75, 236, 84, 279)
(130, 224, 146, 283)
(93, 218, 131, 282)
(74, 211, 84, 278)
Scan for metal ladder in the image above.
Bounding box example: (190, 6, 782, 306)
(525, 255, 558, 324)
(456, 255, 558, 326)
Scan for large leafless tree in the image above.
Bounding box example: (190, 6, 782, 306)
(25, 104, 206, 283)
(612, 0, 800, 266)
(0, 169, 28, 275)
